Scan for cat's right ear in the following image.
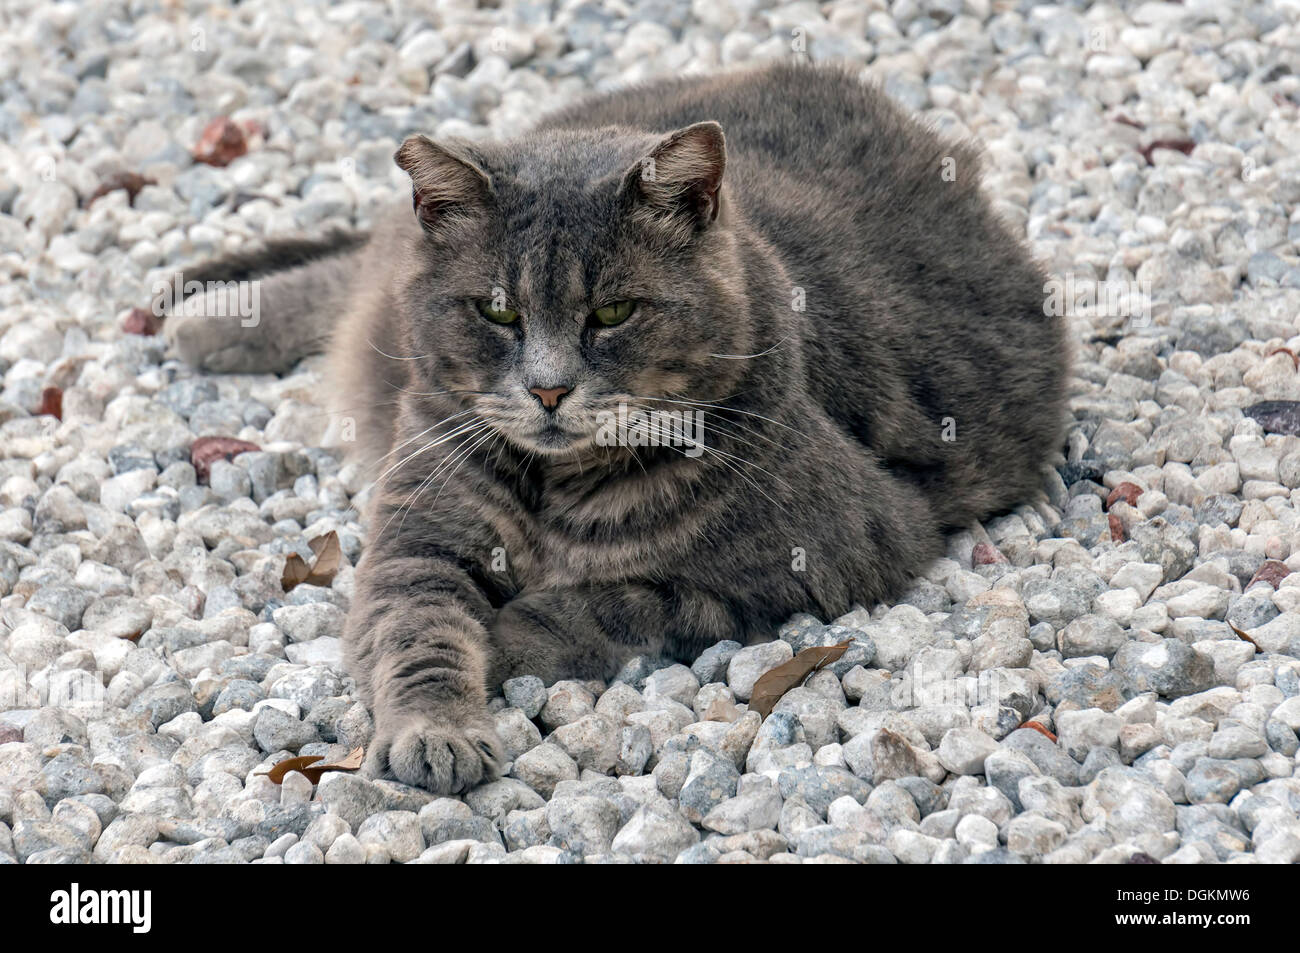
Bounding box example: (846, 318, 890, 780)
(394, 135, 492, 237)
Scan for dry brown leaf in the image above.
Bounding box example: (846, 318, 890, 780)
(1266, 347, 1300, 370)
(256, 746, 364, 784)
(257, 754, 323, 784)
(281, 553, 312, 591)
(87, 170, 155, 208)
(1017, 721, 1058, 743)
(1139, 138, 1195, 164)
(306, 531, 342, 583)
(1229, 623, 1261, 653)
(281, 531, 342, 592)
(749, 640, 853, 719)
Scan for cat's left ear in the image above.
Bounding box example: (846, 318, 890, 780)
(621, 121, 726, 242)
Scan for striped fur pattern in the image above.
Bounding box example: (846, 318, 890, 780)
(167, 62, 1068, 792)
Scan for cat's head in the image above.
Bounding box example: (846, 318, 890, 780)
(391, 122, 755, 458)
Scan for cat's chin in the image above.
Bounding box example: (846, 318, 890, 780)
(511, 425, 596, 456)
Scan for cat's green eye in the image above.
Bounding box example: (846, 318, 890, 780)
(476, 300, 519, 324)
(590, 300, 636, 327)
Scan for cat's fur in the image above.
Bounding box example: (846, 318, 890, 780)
(166, 61, 1068, 793)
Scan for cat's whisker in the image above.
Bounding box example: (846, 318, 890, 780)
(621, 400, 790, 476)
(373, 409, 479, 471)
(288, 388, 486, 430)
(687, 417, 796, 473)
(367, 338, 428, 361)
(374, 424, 491, 533)
(707, 336, 789, 360)
(629, 393, 803, 437)
(398, 386, 495, 399)
(628, 407, 792, 506)
(376, 411, 472, 454)
(425, 427, 501, 512)
(387, 424, 494, 536)
(701, 441, 791, 489)
(645, 428, 789, 513)
(665, 405, 787, 454)
(694, 445, 787, 510)
(374, 417, 488, 489)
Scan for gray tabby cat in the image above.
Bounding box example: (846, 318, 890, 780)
(166, 61, 1068, 793)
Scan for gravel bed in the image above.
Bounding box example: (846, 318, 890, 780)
(2, 0, 1300, 864)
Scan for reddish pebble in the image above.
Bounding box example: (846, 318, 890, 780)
(1108, 512, 1126, 543)
(193, 116, 248, 167)
(191, 436, 261, 482)
(1106, 482, 1142, 509)
(972, 542, 1006, 565)
(37, 386, 62, 421)
(122, 307, 162, 336)
(1248, 559, 1291, 591)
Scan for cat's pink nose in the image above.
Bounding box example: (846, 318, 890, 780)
(529, 385, 571, 410)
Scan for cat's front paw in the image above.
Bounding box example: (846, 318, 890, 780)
(364, 709, 503, 794)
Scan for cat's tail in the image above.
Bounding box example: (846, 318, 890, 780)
(160, 228, 369, 374)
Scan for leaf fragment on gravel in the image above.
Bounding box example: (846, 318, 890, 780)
(257, 746, 364, 784)
(1138, 138, 1194, 164)
(1016, 721, 1058, 743)
(749, 640, 853, 718)
(281, 531, 342, 592)
(1265, 347, 1300, 370)
(1229, 623, 1261, 654)
(190, 435, 261, 482)
(86, 170, 155, 207)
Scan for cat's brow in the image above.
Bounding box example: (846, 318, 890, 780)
(515, 240, 587, 314)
